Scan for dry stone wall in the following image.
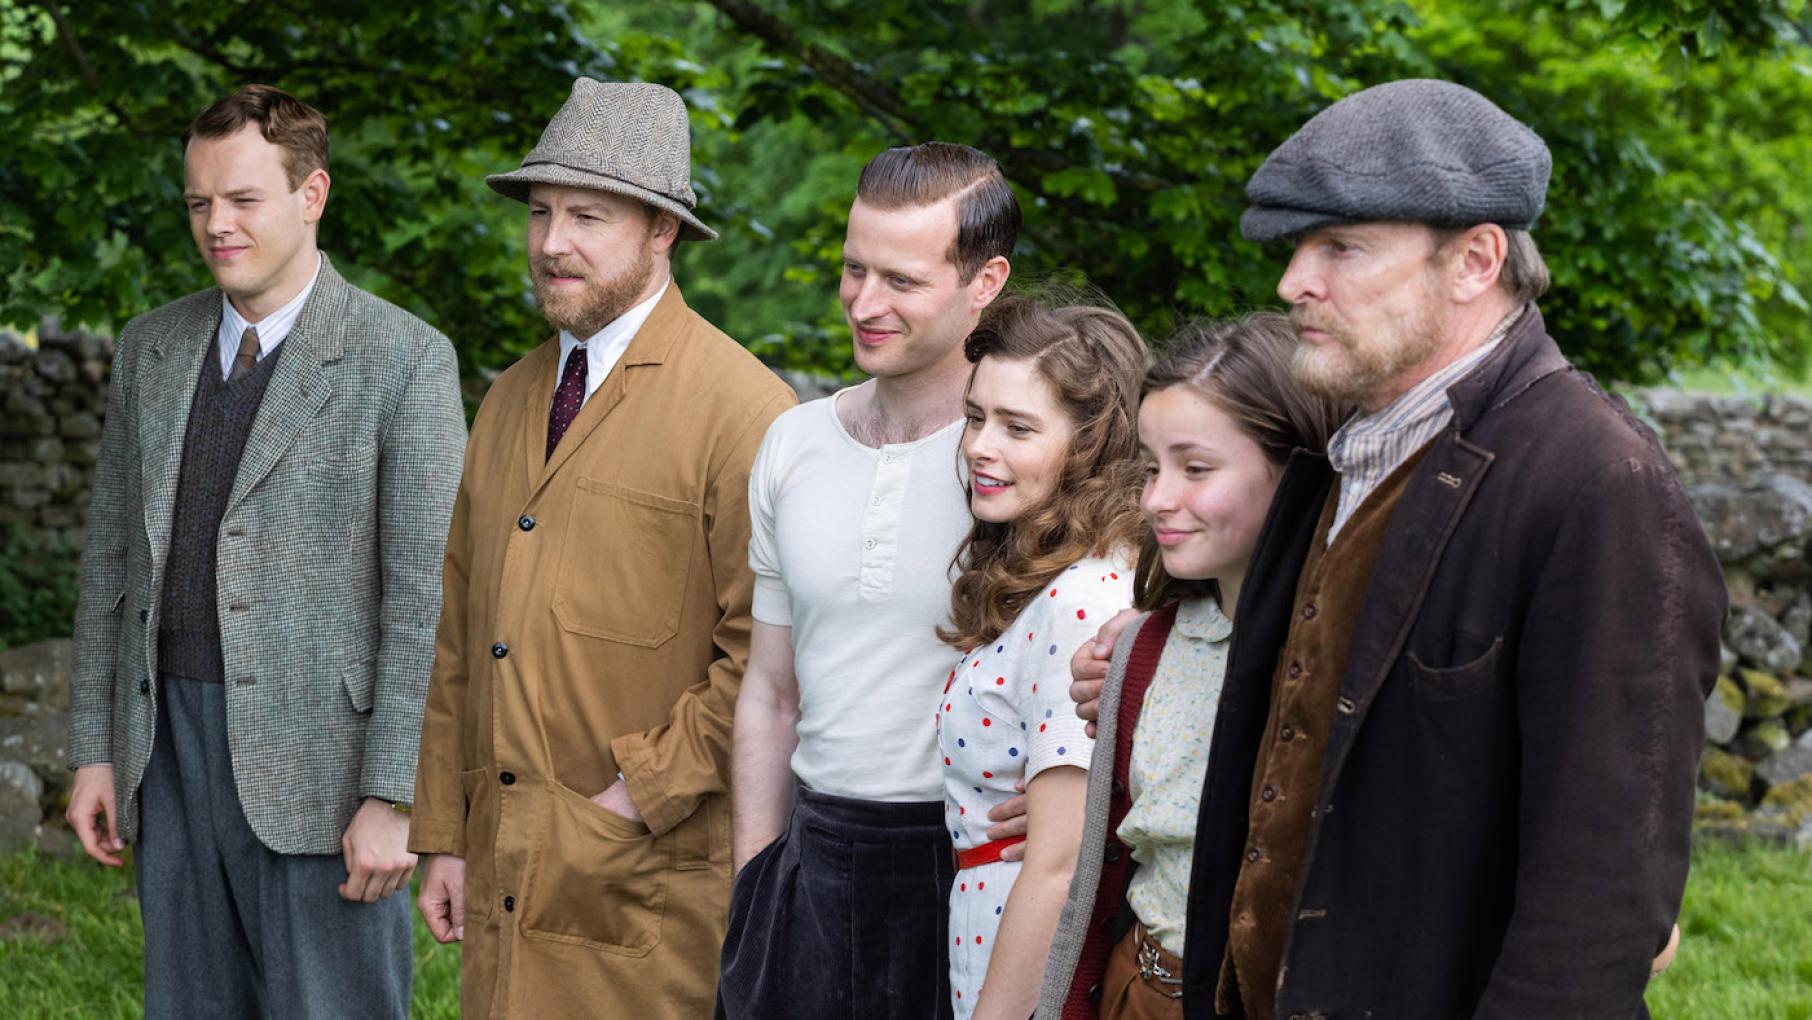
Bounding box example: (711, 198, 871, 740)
(0, 325, 111, 548)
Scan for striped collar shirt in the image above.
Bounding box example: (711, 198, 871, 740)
(216, 252, 323, 379)
(1324, 305, 1525, 543)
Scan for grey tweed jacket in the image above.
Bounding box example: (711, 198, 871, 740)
(1038, 612, 1153, 1016)
(67, 254, 466, 855)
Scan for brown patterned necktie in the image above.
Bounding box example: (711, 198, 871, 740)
(227, 326, 260, 383)
(546, 344, 588, 461)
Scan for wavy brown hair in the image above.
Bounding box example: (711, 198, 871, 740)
(939, 295, 1150, 650)
(1132, 311, 1348, 612)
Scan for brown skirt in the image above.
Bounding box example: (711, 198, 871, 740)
(1100, 922, 1186, 1020)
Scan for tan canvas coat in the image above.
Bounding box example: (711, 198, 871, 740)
(409, 285, 794, 1018)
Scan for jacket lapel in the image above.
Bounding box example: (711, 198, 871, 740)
(140, 298, 220, 571)
(1339, 432, 1494, 719)
(527, 283, 688, 494)
(223, 256, 342, 517)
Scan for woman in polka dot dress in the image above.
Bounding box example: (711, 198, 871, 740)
(933, 296, 1149, 1020)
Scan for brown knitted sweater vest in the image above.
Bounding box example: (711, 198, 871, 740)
(1219, 443, 1432, 1020)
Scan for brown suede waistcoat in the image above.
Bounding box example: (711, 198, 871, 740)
(1218, 444, 1432, 1020)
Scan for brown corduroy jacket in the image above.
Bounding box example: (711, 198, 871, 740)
(409, 284, 794, 1018)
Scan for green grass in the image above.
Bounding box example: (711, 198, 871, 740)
(1647, 840, 1812, 1020)
(2, 841, 1808, 1017)
(1662, 364, 1812, 400)
(0, 850, 460, 1018)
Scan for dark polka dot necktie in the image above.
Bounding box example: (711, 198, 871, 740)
(546, 344, 587, 461)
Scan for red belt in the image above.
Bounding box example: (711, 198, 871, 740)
(956, 836, 1025, 870)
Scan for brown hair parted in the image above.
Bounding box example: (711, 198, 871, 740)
(856, 142, 1021, 283)
(1133, 312, 1347, 611)
(939, 294, 1150, 651)
(184, 84, 329, 191)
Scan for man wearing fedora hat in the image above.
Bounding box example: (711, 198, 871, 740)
(408, 78, 795, 1017)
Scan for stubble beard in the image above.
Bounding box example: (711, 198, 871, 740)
(532, 242, 656, 339)
(1289, 291, 1447, 407)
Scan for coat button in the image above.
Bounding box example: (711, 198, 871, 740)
(1287, 661, 1302, 678)
(518, 515, 535, 531)
(1262, 785, 1277, 802)
(1247, 846, 1261, 863)
(1337, 696, 1356, 715)
(1087, 984, 1102, 1004)
(500, 771, 516, 786)
(1111, 780, 1128, 799)
(138, 678, 150, 694)
(1301, 601, 1318, 620)
(1104, 842, 1122, 863)
(503, 895, 516, 912)
(492, 642, 508, 659)
(138, 608, 148, 622)
(1280, 725, 1295, 742)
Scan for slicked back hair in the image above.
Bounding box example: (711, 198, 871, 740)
(856, 142, 1021, 283)
(184, 84, 328, 191)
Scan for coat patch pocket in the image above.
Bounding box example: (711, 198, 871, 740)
(1406, 636, 1505, 701)
(553, 478, 698, 648)
(520, 780, 672, 956)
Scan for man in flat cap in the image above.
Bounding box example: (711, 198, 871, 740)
(1082, 79, 1720, 1017)
(408, 78, 795, 1016)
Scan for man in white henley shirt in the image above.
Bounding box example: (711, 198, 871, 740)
(718, 143, 1021, 1019)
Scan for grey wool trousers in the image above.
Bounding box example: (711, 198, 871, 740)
(135, 674, 411, 1019)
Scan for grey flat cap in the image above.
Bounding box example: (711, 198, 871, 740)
(1241, 79, 1550, 243)
(489, 78, 716, 241)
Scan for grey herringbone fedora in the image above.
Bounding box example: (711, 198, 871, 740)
(488, 78, 717, 241)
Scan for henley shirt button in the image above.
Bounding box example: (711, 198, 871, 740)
(1261, 785, 1277, 802)
(1246, 847, 1261, 863)
(492, 642, 508, 659)
(1301, 601, 1318, 620)
(1279, 725, 1295, 742)
(499, 771, 516, 786)
(518, 515, 535, 531)
(864, 538, 877, 550)
(503, 895, 515, 912)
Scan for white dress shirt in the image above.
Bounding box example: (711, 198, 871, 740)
(216, 252, 323, 379)
(555, 277, 670, 407)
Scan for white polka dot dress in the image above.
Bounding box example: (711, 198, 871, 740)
(936, 554, 1135, 1017)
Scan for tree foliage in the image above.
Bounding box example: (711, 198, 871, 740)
(2, 0, 1808, 385)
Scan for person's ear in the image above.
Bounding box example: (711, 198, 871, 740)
(968, 255, 1011, 313)
(1446, 224, 1505, 303)
(299, 168, 331, 225)
(650, 211, 681, 256)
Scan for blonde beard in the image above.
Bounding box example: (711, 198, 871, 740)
(1290, 295, 1447, 406)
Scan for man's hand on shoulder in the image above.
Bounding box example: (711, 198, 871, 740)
(590, 778, 643, 823)
(339, 798, 417, 903)
(66, 764, 123, 867)
(1071, 608, 1140, 737)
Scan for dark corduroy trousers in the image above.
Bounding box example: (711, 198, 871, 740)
(135, 674, 411, 1019)
(717, 784, 957, 1019)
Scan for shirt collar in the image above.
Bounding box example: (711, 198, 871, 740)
(220, 251, 323, 355)
(1173, 595, 1233, 643)
(558, 275, 670, 368)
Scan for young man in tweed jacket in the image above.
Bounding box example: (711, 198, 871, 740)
(64, 85, 465, 1017)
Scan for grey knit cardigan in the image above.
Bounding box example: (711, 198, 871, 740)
(1036, 611, 1156, 1015)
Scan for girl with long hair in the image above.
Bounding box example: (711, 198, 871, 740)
(1039, 312, 1344, 1019)
(935, 294, 1150, 1019)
